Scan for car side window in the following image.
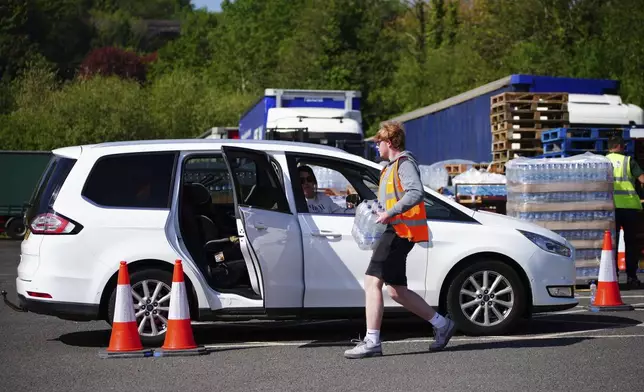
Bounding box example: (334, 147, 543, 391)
(227, 155, 290, 213)
(286, 153, 380, 215)
(424, 194, 453, 220)
(286, 152, 476, 222)
(82, 152, 177, 209)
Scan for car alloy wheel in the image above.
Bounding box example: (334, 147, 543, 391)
(458, 270, 514, 327)
(446, 260, 526, 336)
(131, 279, 172, 338)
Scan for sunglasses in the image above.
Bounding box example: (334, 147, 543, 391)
(300, 176, 315, 184)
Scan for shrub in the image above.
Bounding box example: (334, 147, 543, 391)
(78, 46, 150, 83)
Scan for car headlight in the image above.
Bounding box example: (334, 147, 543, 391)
(518, 230, 572, 258)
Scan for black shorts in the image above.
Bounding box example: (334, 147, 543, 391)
(365, 225, 415, 286)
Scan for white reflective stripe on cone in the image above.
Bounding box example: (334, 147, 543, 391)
(618, 228, 625, 252)
(168, 282, 190, 320)
(598, 249, 617, 282)
(113, 284, 136, 323)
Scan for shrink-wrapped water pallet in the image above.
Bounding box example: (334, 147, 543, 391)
(505, 152, 615, 281)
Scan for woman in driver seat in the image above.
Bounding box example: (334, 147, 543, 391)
(298, 165, 355, 214)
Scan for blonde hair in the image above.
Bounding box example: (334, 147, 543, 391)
(374, 121, 406, 151)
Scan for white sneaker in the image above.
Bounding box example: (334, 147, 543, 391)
(344, 338, 383, 359)
(429, 318, 456, 352)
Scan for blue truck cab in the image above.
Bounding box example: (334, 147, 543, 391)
(238, 89, 376, 158)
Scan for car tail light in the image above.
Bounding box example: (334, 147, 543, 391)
(30, 213, 78, 234)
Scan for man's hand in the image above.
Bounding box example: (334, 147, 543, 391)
(375, 211, 391, 224)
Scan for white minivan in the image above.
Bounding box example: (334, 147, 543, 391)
(14, 139, 577, 345)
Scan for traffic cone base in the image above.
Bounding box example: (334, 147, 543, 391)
(99, 261, 153, 359)
(589, 281, 633, 312)
(155, 260, 209, 357)
(587, 231, 634, 312)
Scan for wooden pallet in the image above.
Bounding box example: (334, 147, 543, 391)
(491, 121, 568, 133)
(492, 128, 542, 142)
(490, 110, 569, 124)
(493, 148, 542, 162)
(444, 164, 471, 175)
(490, 161, 506, 174)
(491, 92, 569, 106)
(444, 162, 502, 175)
(490, 102, 568, 113)
(492, 139, 542, 152)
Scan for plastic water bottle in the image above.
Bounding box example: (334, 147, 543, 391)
(352, 201, 375, 250)
(590, 280, 597, 304)
(369, 203, 386, 245)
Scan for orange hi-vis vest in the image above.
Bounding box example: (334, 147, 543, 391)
(379, 157, 429, 243)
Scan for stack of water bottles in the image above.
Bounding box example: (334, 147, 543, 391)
(351, 200, 387, 250)
(419, 163, 449, 191)
(312, 166, 350, 191)
(505, 152, 616, 281)
(312, 166, 352, 207)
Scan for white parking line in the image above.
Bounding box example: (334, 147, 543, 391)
(528, 317, 640, 327)
(534, 309, 588, 316)
(203, 330, 644, 350)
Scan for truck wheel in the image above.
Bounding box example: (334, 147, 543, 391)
(107, 268, 174, 347)
(446, 260, 526, 336)
(5, 218, 27, 240)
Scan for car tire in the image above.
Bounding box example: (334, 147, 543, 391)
(446, 260, 526, 336)
(5, 218, 26, 240)
(107, 268, 175, 347)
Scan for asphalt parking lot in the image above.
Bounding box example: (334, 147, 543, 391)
(2, 239, 644, 392)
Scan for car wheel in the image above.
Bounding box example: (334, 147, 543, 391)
(446, 260, 526, 336)
(107, 268, 173, 347)
(6, 218, 27, 240)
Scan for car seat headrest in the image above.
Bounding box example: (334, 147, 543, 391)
(184, 183, 211, 205)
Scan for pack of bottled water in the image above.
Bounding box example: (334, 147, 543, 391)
(419, 163, 449, 191)
(505, 152, 616, 280)
(351, 200, 387, 250)
(452, 168, 507, 197)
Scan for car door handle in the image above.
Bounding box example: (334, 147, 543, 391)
(253, 222, 267, 230)
(312, 230, 342, 238)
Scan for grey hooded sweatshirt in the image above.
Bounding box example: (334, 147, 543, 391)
(378, 150, 424, 218)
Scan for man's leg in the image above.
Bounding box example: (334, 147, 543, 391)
(620, 209, 642, 286)
(365, 275, 384, 337)
(615, 209, 625, 277)
(387, 284, 435, 320)
(343, 228, 395, 359)
(383, 236, 456, 352)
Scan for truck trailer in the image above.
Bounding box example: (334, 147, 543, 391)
(238, 89, 377, 159)
(0, 151, 52, 240)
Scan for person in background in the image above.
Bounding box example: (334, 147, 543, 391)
(606, 135, 644, 288)
(343, 121, 455, 359)
(298, 165, 354, 214)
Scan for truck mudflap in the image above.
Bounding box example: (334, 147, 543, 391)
(1, 290, 27, 312)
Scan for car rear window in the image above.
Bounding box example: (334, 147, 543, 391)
(26, 155, 77, 224)
(81, 152, 177, 209)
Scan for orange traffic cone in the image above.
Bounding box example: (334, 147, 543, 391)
(617, 227, 626, 272)
(99, 261, 154, 358)
(589, 230, 633, 312)
(154, 260, 208, 357)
